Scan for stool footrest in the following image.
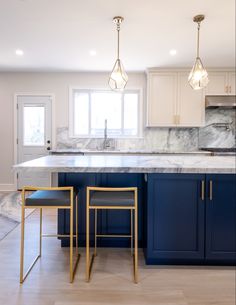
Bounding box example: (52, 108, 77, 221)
(96, 234, 132, 238)
(42, 234, 77, 238)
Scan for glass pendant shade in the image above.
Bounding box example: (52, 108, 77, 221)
(188, 57, 209, 90)
(109, 16, 128, 91)
(108, 59, 128, 91)
(188, 14, 209, 90)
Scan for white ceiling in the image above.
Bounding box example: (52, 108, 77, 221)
(0, 0, 235, 71)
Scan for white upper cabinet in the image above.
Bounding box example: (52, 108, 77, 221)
(228, 72, 235, 95)
(147, 72, 177, 126)
(146, 70, 204, 127)
(205, 72, 228, 95)
(205, 71, 235, 95)
(178, 73, 204, 127)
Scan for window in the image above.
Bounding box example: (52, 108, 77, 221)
(70, 89, 141, 138)
(23, 105, 45, 146)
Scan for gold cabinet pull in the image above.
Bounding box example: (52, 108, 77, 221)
(209, 180, 213, 201)
(201, 180, 205, 201)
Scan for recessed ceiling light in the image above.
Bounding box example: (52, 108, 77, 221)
(169, 49, 177, 56)
(15, 49, 24, 56)
(89, 50, 97, 56)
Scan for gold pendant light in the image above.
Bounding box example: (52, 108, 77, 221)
(188, 14, 209, 90)
(109, 16, 128, 91)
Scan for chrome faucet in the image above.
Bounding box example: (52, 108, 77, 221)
(103, 119, 109, 149)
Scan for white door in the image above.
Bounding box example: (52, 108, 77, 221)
(17, 95, 52, 189)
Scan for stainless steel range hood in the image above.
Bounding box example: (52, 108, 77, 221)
(205, 95, 236, 108)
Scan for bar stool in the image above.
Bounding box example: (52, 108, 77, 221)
(86, 187, 138, 283)
(20, 186, 80, 284)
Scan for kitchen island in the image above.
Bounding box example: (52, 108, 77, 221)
(14, 154, 236, 265)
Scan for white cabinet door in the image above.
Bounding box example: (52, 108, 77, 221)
(205, 72, 228, 95)
(147, 73, 177, 126)
(178, 73, 204, 127)
(228, 72, 235, 95)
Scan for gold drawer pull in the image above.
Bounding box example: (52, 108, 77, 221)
(201, 180, 205, 201)
(209, 180, 213, 201)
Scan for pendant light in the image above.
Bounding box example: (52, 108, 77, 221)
(188, 14, 209, 90)
(108, 16, 128, 91)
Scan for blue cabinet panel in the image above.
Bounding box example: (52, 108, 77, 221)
(205, 174, 236, 261)
(58, 173, 144, 247)
(145, 174, 205, 263)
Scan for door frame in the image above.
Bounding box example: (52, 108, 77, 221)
(13, 93, 56, 190)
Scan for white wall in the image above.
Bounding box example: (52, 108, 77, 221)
(0, 72, 146, 188)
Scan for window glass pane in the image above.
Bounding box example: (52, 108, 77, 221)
(91, 92, 122, 136)
(74, 92, 89, 135)
(124, 93, 138, 136)
(24, 106, 45, 146)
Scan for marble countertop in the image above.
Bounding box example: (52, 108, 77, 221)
(13, 155, 235, 174)
(50, 149, 212, 155)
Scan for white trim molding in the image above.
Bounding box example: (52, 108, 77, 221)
(0, 184, 15, 192)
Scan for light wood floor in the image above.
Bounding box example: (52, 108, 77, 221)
(0, 209, 235, 305)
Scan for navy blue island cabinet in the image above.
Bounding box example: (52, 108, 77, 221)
(58, 172, 236, 265)
(144, 173, 236, 265)
(205, 174, 236, 262)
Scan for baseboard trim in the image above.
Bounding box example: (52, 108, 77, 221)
(0, 184, 15, 191)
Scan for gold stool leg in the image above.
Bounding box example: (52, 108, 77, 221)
(20, 190, 41, 284)
(76, 195, 78, 253)
(39, 208, 42, 257)
(131, 209, 133, 256)
(86, 190, 90, 281)
(69, 193, 73, 283)
(134, 190, 138, 283)
(94, 209, 97, 256)
(20, 203, 25, 283)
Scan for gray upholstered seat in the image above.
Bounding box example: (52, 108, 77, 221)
(25, 190, 76, 206)
(90, 191, 135, 207)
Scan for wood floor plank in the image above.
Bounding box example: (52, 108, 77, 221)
(0, 210, 235, 305)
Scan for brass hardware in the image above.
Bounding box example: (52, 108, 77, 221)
(201, 180, 205, 201)
(193, 14, 205, 23)
(86, 186, 138, 283)
(226, 86, 228, 93)
(174, 115, 180, 125)
(113, 16, 124, 25)
(209, 180, 213, 200)
(20, 186, 80, 284)
(176, 115, 180, 125)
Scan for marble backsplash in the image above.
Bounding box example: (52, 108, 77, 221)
(56, 108, 235, 151)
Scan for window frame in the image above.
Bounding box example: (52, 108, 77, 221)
(69, 87, 143, 138)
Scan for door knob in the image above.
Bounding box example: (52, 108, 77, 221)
(47, 140, 51, 144)
(47, 147, 51, 151)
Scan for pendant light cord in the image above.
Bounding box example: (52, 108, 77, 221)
(117, 22, 120, 60)
(197, 22, 200, 58)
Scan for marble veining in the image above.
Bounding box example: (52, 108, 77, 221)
(14, 155, 235, 174)
(56, 108, 235, 152)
